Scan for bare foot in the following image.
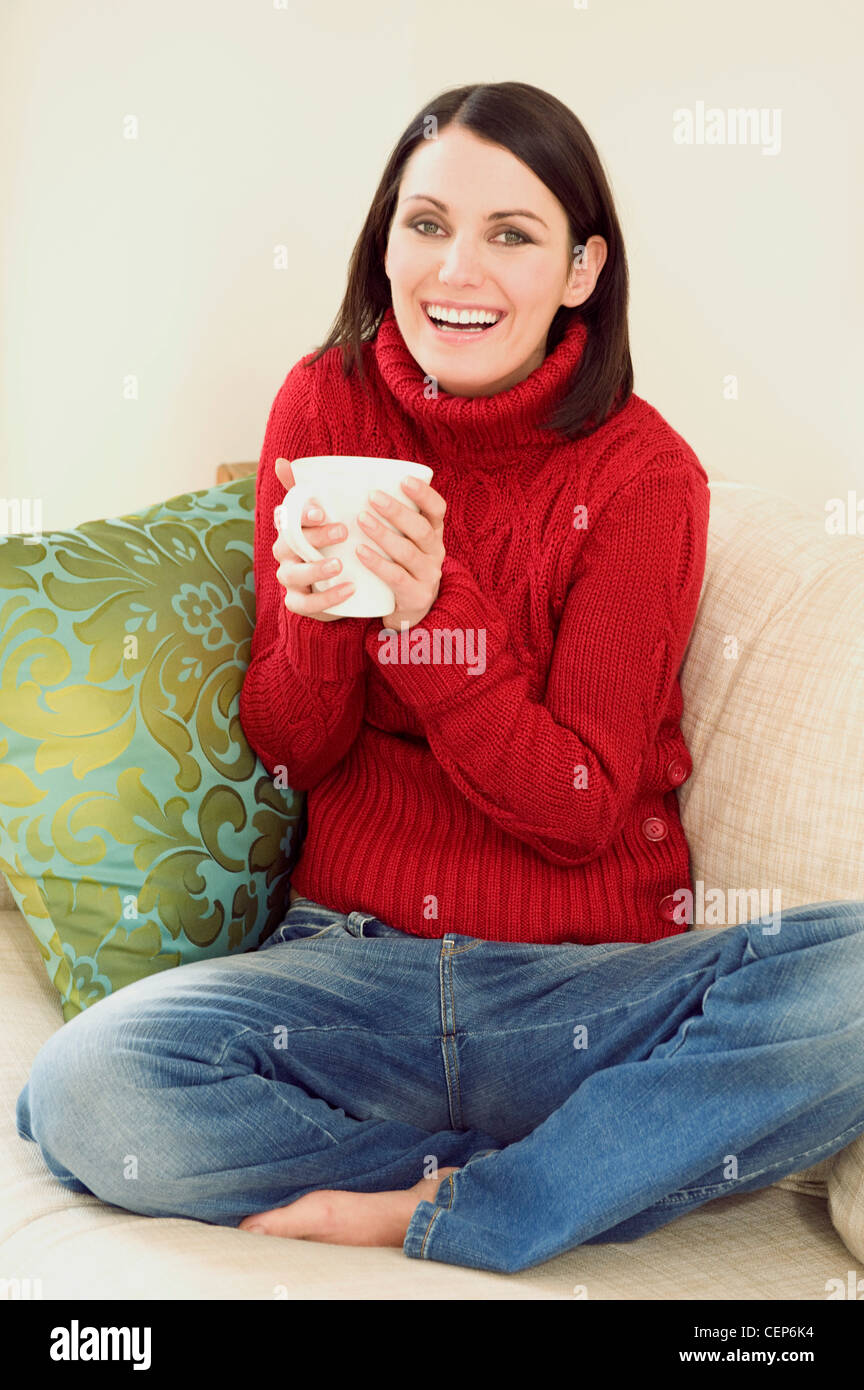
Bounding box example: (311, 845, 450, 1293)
(238, 1166, 460, 1247)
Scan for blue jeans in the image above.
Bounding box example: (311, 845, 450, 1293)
(16, 896, 864, 1275)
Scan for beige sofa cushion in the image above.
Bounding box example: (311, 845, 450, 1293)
(680, 479, 863, 907)
(679, 479, 864, 1229)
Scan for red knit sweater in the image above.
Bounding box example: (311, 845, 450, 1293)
(239, 307, 710, 944)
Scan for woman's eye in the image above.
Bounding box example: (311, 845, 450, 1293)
(409, 221, 530, 246)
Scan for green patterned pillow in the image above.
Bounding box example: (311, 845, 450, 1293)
(0, 476, 303, 1021)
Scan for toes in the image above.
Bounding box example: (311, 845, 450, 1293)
(238, 1216, 269, 1233)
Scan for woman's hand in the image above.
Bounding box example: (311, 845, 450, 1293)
(272, 458, 355, 622)
(356, 476, 446, 630)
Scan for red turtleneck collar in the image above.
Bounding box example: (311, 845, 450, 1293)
(371, 305, 588, 451)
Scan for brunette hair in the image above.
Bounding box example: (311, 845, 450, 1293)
(304, 81, 633, 440)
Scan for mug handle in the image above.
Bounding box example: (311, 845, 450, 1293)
(274, 487, 323, 564)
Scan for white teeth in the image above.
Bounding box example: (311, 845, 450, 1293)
(425, 304, 501, 326)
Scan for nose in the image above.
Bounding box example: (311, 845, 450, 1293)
(437, 234, 485, 288)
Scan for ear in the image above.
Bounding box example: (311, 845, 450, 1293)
(561, 235, 608, 309)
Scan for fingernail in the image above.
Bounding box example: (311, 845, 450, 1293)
(307, 506, 323, 521)
(369, 490, 390, 508)
(402, 476, 419, 491)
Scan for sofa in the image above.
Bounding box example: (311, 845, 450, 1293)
(1, 466, 862, 1301)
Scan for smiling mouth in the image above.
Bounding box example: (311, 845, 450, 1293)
(421, 303, 507, 337)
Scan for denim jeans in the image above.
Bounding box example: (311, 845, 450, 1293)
(16, 895, 864, 1275)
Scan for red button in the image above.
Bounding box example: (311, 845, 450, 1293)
(666, 758, 689, 786)
(659, 893, 686, 923)
(642, 817, 668, 841)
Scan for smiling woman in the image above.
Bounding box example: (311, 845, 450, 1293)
(380, 129, 610, 393)
(18, 80, 864, 1288)
(306, 81, 630, 419)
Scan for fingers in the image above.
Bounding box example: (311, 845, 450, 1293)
(357, 485, 443, 579)
(270, 491, 356, 616)
(357, 511, 423, 579)
(272, 519, 347, 561)
(272, 500, 348, 561)
(360, 482, 444, 556)
(284, 576, 355, 616)
(277, 550, 355, 610)
(398, 477, 447, 528)
(273, 456, 295, 490)
(277, 550, 342, 590)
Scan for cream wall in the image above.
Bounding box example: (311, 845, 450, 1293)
(1, 0, 861, 534)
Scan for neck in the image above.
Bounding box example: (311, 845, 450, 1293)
(372, 306, 589, 455)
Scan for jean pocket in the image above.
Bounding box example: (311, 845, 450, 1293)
(261, 899, 352, 948)
(352, 914, 407, 939)
(256, 923, 292, 951)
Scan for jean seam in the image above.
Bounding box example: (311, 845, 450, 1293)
(654, 1115, 864, 1207)
(418, 1203, 442, 1256)
(266, 921, 346, 947)
(300, 923, 346, 941)
(654, 938, 752, 1062)
(742, 927, 760, 963)
(211, 1025, 256, 1072)
(439, 944, 463, 1129)
(447, 949, 465, 1120)
(418, 1171, 456, 1258)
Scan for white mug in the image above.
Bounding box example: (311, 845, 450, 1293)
(275, 455, 434, 617)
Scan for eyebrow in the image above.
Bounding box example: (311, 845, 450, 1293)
(401, 194, 549, 230)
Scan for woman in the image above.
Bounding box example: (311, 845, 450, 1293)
(17, 82, 864, 1276)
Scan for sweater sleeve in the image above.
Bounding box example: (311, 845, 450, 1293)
(238, 358, 374, 791)
(363, 459, 709, 865)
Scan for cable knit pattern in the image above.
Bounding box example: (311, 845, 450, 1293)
(239, 306, 710, 942)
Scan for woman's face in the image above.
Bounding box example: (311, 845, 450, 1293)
(384, 125, 606, 397)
